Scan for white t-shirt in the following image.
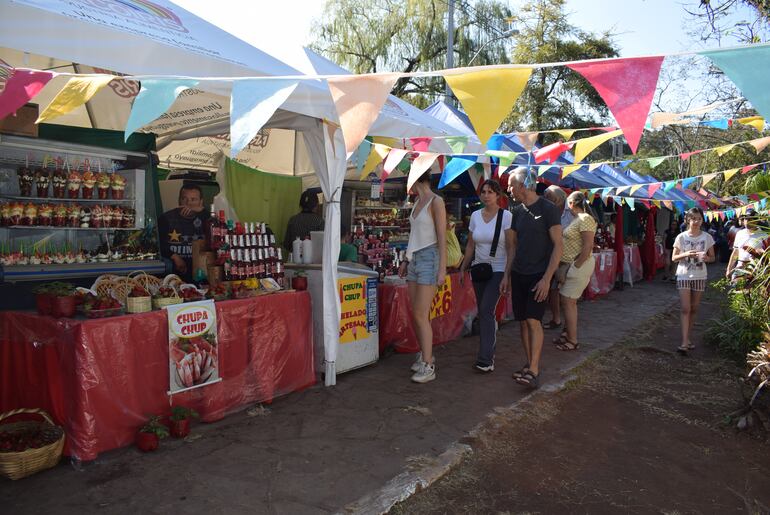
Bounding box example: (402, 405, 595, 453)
(674, 231, 715, 280)
(470, 209, 513, 272)
(733, 228, 768, 265)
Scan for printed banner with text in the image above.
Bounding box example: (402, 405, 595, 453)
(167, 299, 221, 395)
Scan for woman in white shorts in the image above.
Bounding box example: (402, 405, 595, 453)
(553, 191, 597, 351)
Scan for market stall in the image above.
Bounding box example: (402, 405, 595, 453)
(585, 249, 618, 300)
(0, 293, 314, 461)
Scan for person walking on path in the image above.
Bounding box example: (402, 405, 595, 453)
(506, 167, 563, 389)
(726, 208, 767, 282)
(459, 180, 514, 373)
(542, 185, 570, 330)
(672, 207, 715, 354)
(398, 171, 447, 383)
(552, 191, 597, 351)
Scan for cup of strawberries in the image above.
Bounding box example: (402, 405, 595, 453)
(84, 295, 124, 318)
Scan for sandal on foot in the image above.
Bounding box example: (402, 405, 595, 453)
(512, 363, 530, 379)
(543, 320, 562, 330)
(676, 345, 689, 355)
(515, 370, 539, 389)
(555, 338, 580, 351)
(552, 333, 569, 345)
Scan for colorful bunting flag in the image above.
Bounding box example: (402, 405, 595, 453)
(701, 173, 718, 187)
(723, 168, 739, 182)
(555, 129, 577, 140)
(573, 129, 623, 162)
(37, 75, 115, 123)
(410, 137, 432, 152)
(715, 143, 736, 156)
(443, 68, 532, 144)
(407, 152, 439, 192)
(646, 156, 667, 168)
(561, 164, 582, 178)
(382, 148, 410, 181)
(664, 181, 678, 192)
(354, 140, 372, 173)
(439, 155, 478, 189)
(699, 118, 730, 130)
(619, 160, 633, 168)
(742, 164, 759, 174)
(360, 143, 391, 180)
(516, 131, 539, 152)
(680, 150, 704, 160)
(0, 69, 54, 120)
(737, 115, 766, 132)
(229, 79, 298, 158)
(534, 141, 574, 163)
(648, 183, 662, 197)
(749, 136, 770, 154)
(701, 45, 770, 121)
(327, 73, 399, 155)
(445, 136, 469, 154)
(568, 56, 664, 154)
(681, 177, 697, 189)
(125, 79, 198, 141)
(588, 163, 603, 172)
(629, 184, 643, 195)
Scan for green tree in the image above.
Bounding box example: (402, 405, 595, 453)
(685, 0, 770, 44)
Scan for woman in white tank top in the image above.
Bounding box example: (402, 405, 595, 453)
(397, 171, 446, 383)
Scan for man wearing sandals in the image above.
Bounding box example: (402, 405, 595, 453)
(507, 168, 563, 389)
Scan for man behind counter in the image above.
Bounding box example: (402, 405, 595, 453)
(159, 184, 209, 282)
(283, 190, 324, 251)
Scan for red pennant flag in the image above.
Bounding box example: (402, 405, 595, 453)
(409, 137, 432, 152)
(534, 141, 575, 164)
(749, 193, 760, 201)
(641, 200, 651, 209)
(647, 182, 662, 197)
(680, 149, 705, 160)
(437, 155, 445, 171)
(568, 56, 664, 154)
(742, 164, 759, 174)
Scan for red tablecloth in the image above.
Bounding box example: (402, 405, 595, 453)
(585, 250, 617, 300)
(655, 243, 666, 269)
(0, 292, 315, 461)
(623, 245, 643, 284)
(378, 271, 477, 353)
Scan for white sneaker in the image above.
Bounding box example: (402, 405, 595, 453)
(411, 362, 436, 383)
(411, 352, 436, 372)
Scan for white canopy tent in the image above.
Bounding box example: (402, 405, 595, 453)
(0, 0, 473, 385)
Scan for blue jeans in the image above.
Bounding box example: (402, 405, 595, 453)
(407, 245, 439, 285)
(473, 271, 504, 366)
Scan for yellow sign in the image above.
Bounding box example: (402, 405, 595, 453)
(339, 277, 369, 343)
(430, 275, 452, 320)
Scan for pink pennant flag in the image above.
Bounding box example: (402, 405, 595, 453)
(641, 200, 651, 209)
(647, 182, 662, 197)
(742, 164, 759, 174)
(0, 68, 54, 120)
(382, 148, 410, 182)
(409, 137, 432, 152)
(680, 149, 705, 160)
(534, 141, 575, 164)
(327, 73, 399, 156)
(568, 56, 664, 154)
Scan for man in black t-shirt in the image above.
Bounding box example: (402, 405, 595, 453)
(507, 167, 563, 389)
(158, 184, 209, 282)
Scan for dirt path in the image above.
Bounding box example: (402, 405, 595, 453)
(391, 295, 770, 514)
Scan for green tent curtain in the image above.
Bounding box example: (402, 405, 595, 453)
(224, 158, 302, 244)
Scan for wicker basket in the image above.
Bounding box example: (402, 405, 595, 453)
(0, 408, 65, 480)
(126, 295, 152, 313)
(130, 270, 161, 293)
(152, 296, 182, 310)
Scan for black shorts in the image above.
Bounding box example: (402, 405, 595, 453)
(511, 271, 547, 322)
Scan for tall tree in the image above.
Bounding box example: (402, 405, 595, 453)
(311, 0, 513, 107)
(685, 0, 770, 44)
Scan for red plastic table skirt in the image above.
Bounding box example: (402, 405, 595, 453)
(378, 271, 478, 354)
(624, 245, 643, 283)
(0, 292, 315, 462)
(585, 250, 617, 300)
(655, 243, 666, 269)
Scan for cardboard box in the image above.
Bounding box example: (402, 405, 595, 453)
(0, 104, 39, 137)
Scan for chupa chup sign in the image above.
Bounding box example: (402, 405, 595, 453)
(166, 299, 221, 395)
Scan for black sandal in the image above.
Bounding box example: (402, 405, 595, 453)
(512, 363, 530, 379)
(552, 331, 568, 345)
(555, 338, 580, 351)
(543, 320, 562, 330)
(515, 370, 539, 389)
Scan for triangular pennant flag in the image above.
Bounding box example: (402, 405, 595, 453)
(619, 159, 633, 168)
(573, 129, 624, 162)
(723, 168, 739, 182)
(650, 111, 688, 128)
(562, 164, 582, 178)
(446, 136, 469, 154)
(749, 136, 770, 154)
(648, 182, 662, 197)
(664, 180, 678, 192)
(372, 136, 401, 147)
(443, 68, 533, 144)
(360, 143, 391, 180)
(568, 56, 664, 153)
(537, 165, 553, 177)
(555, 129, 577, 140)
(715, 143, 736, 156)
(588, 163, 603, 172)
(125, 79, 198, 141)
(516, 131, 539, 152)
(702, 46, 770, 121)
(407, 152, 439, 192)
(482, 162, 492, 181)
(675, 201, 686, 212)
(0, 69, 54, 120)
(38, 75, 115, 123)
(680, 149, 704, 160)
(653, 200, 661, 208)
(616, 185, 631, 195)
(468, 163, 484, 190)
(438, 155, 478, 189)
(589, 188, 601, 196)
(699, 118, 730, 129)
(641, 200, 651, 209)
(701, 173, 718, 187)
(534, 141, 574, 164)
(681, 177, 698, 189)
(614, 197, 623, 207)
(327, 73, 399, 155)
(647, 156, 667, 168)
(663, 200, 674, 210)
(382, 148, 410, 182)
(737, 115, 765, 132)
(354, 140, 372, 173)
(410, 137, 432, 152)
(629, 184, 643, 195)
(742, 164, 759, 174)
(229, 79, 299, 158)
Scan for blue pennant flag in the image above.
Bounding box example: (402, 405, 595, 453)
(439, 155, 478, 189)
(681, 177, 698, 189)
(699, 118, 730, 130)
(124, 79, 199, 141)
(701, 45, 770, 121)
(674, 201, 686, 213)
(354, 140, 372, 172)
(626, 197, 635, 211)
(230, 79, 299, 158)
(620, 160, 633, 168)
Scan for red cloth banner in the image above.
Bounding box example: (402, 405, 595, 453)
(0, 292, 315, 461)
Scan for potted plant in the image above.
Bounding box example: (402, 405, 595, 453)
(291, 269, 308, 291)
(49, 282, 76, 318)
(136, 415, 169, 452)
(32, 283, 53, 315)
(168, 406, 199, 438)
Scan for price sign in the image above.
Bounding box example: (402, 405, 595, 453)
(430, 275, 452, 320)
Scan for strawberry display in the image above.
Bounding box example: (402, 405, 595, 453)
(153, 286, 178, 299)
(206, 283, 229, 301)
(180, 286, 204, 302)
(84, 295, 123, 318)
(0, 426, 62, 453)
(128, 285, 150, 298)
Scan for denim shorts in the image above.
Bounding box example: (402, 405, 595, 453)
(407, 245, 439, 285)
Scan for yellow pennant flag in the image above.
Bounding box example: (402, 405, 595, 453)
(573, 129, 624, 163)
(749, 136, 770, 154)
(722, 168, 739, 183)
(537, 165, 551, 176)
(372, 136, 401, 147)
(701, 173, 718, 187)
(715, 143, 736, 156)
(629, 184, 643, 195)
(360, 143, 391, 180)
(37, 75, 115, 123)
(561, 164, 581, 178)
(554, 129, 577, 141)
(737, 116, 765, 132)
(443, 68, 533, 144)
(653, 200, 661, 208)
(663, 200, 674, 210)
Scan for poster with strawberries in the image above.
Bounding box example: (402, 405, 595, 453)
(166, 300, 221, 394)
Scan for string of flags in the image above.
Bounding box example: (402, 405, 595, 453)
(1, 42, 770, 164)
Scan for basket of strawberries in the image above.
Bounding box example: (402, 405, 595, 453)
(206, 283, 230, 302)
(83, 294, 124, 318)
(0, 408, 65, 480)
(152, 286, 182, 310)
(179, 284, 206, 303)
(126, 284, 152, 314)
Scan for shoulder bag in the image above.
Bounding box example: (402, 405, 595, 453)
(470, 209, 504, 282)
